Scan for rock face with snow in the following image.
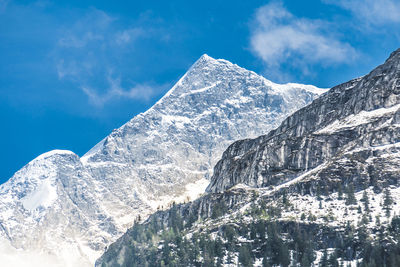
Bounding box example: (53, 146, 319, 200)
(207, 48, 400, 195)
(0, 150, 112, 266)
(0, 55, 323, 266)
(97, 49, 400, 267)
(81, 55, 323, 223)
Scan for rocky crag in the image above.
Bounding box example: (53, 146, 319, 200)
(97, 49, 400, 267)
(0, 55, 323, 266)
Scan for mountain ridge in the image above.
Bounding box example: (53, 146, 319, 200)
(207, 48, 400, 194)
(97, 48, 400, 267)
(0, 55, 324, 267)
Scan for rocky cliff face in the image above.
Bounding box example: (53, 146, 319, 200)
(0, 55, 323, 266)
(97, 48, 400, 267)
(207, 48, 400, 194)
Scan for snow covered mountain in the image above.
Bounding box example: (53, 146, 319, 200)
(0, 54, 324, 266)
(97, 49, 400, 266)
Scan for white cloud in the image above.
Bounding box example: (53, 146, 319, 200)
(57, 9, 111, 48)
(53, 9, 162, 106)
(115, 28, 144, 45)
(324, 0, 400, 25)
(81, 75, 157, 107)
(56, 59, 94, 80)
(250, 2, 356, 80)
(58, 31, 104, 48)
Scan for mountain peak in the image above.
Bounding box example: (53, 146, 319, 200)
(388, 47, 400, 61)
(34, 149, 77, 162)
(197, 53, 217, 63)
(190, 54, 229, 71)
(0, 52, 324, 267)
(153, 54, 237, 101)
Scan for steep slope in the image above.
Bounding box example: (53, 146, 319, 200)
(98, 49, 400, 267)
(0, 150, 110, 266)
(0, 55, 323, 266)
(207, 48, 400, 194)
(81, 54, 323, 227)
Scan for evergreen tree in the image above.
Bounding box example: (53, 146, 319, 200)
(345, 183, 357, 205)
(376, 215, 381, 226)
(282, 190, 289, 207)
(360, 213, 369, 226)
(328, 250, 339, 267)
(320, 249, 328, 267)
(238, 244, 253, 267)
(357, 205, 362, 213)
(361, 190, 370, 213)
(338, 183, 343, 200)
(211, 201, 228, 219)
(383, 188, 393, 217)
(262, 256, 271, 267)
(317, 184, 323, 200)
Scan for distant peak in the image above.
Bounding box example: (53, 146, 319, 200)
(368, 47, 400, 80)
(34, 150, 77, 162)
(190, 54, 235, 71)
(191, 54, 221, 68)
(198, 54, 216, 62)
(387, 47, 400, 62)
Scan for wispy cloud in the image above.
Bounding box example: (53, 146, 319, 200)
(53, 8, 165, 107)
(81, 75, 158, 107)
(324, 0, 400, 25)
(58, 31, 104, 48)
(57, 9, 112, 48)
(249, 1, 356, 81)
(56, 59, 94, 80)
(115, 28, 144, 45)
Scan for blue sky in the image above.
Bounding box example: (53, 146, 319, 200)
(0, 0, 399, 183)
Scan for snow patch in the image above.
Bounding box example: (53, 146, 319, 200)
(150, 178, 209, 210)
(283, 83, 327, 95)
(183, 178, 210, 201)
(316, 103, 400, 134)
(180, 81, 221, 97)
(21, 179, 57, 211)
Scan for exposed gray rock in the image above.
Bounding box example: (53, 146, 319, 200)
(0, 55, 323, 266)
(207, 48, 400, 194)
(96, 48, 400, 267)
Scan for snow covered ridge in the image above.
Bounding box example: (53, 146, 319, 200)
(97, 48, 400, 267)
(0, 54, 324, 266)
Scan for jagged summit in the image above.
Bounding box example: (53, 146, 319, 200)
(0, 54, 323, 267)
(387, 47, 400, 61)
(196, 53, 217, 63)
(148, 54, 325, 105)
(98, 47, 400, 267)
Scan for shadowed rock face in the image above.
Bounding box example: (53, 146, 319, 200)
(207, 48, 400, 194)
